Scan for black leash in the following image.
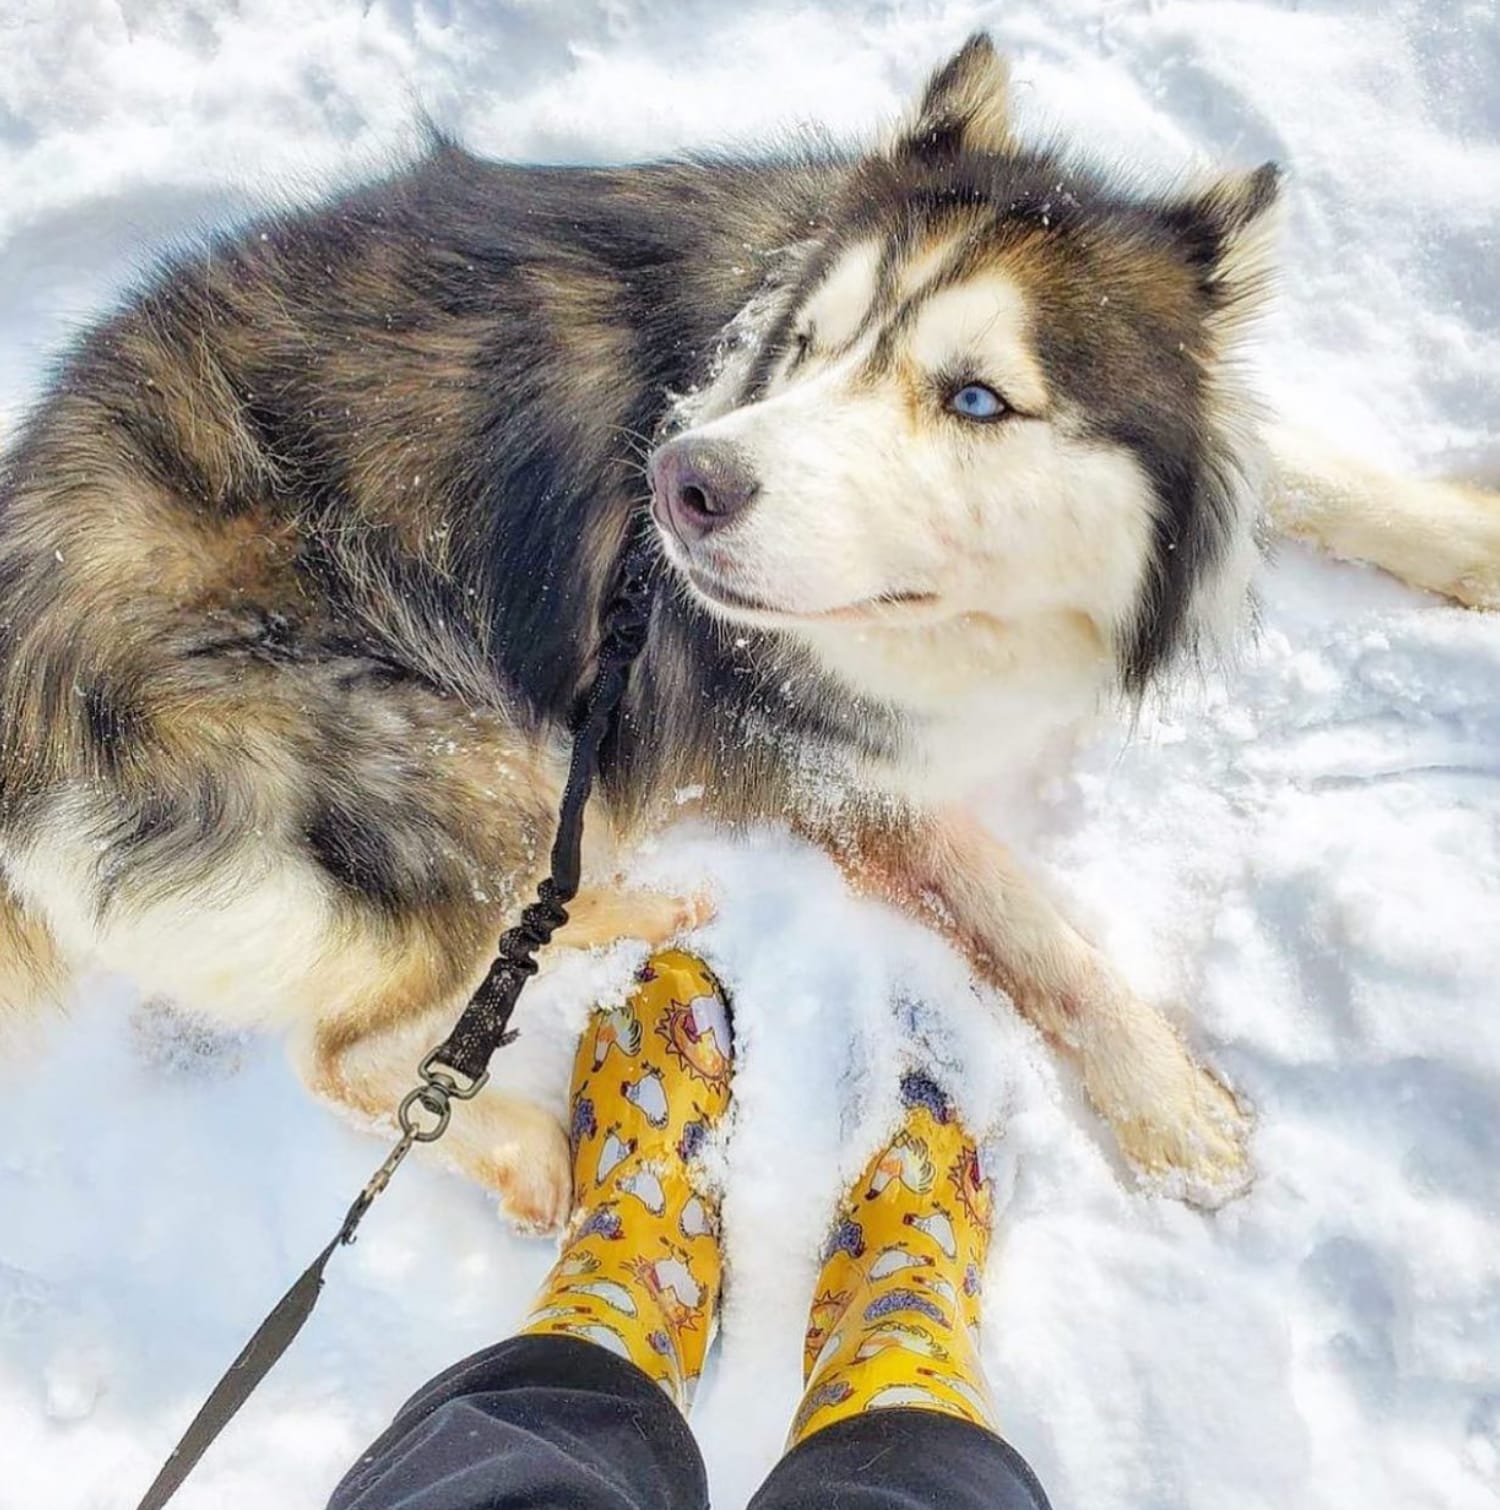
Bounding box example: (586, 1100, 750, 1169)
(134, 534, 657, 1510)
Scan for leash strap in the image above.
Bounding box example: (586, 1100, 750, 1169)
(133, 533, 657, 1510)
(430, 535, 656, 1084)
(134, 1238, 339, 1510)
(134, 1128, 419, 1510)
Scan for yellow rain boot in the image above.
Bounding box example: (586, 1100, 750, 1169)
(789, 1070, 999, 1445)
(521, 949, 733, 1410)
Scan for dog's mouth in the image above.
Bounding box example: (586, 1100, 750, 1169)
(684, 566, 940, 625)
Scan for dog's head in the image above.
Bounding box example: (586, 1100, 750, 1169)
(649, 34, 1279, 701)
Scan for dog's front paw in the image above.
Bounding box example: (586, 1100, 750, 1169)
(1433, 481, 1500, 611)
(1110, 1066, 1254, 1209)
(494, 1130, 573, 1235)
(451, 1096, 574, 1234)
(1083, 1017, 1254, 1209)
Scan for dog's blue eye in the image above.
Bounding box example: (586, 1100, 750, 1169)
(948, 383, 1007, 420)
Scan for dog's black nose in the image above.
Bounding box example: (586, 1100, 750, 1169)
(650, 438, 760, 542)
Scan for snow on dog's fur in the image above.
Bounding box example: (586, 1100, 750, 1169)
(0, 34, 1493, 1221)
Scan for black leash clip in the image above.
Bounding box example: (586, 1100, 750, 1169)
(333, 1053, 491, 1248)
(398, 1049, 490, 1145)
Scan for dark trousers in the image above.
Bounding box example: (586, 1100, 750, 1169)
(329, 1334, 1052, 1510)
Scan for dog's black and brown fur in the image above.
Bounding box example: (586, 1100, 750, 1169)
(2, 36, 1495, 1220)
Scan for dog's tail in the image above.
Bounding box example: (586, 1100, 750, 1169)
(0, 873, 68, 1036)
(1265, 423, 1500, 610)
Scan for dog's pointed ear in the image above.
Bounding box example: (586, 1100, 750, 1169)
(893, 33, 1015, 159)
(1164, 162, 1283, 330)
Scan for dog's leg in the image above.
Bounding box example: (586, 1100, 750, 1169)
(7, 777, 706, 1232)
(292, 881, 712, 1234)
(824, 806, 1251, 1206)
(1267, 423, 1500, 609)
(557, 884, 715, 951)
(295, 1005, 575, 1234)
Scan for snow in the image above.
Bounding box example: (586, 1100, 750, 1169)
(2, 2, 1498, 1508)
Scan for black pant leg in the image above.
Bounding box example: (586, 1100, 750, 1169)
(748, 1409, 1052, 1510)
(328, 1334, 709, 1510)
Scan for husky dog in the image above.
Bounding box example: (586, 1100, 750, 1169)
(1, 36, 1495, 1221)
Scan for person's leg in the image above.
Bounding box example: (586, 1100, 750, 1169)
(328, 951, 733, 1510)
(748, 1409, 1050, 1510)
(330, 1333, 707, 1510)
(749, 1071, 1052, 1510)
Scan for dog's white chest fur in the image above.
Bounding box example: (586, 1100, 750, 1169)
(800, 609, 1113, 803)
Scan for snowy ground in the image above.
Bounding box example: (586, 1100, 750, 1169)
(2, 2, 1498, 1507)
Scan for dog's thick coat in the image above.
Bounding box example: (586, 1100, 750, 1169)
(1, 36, 1493, 1218)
